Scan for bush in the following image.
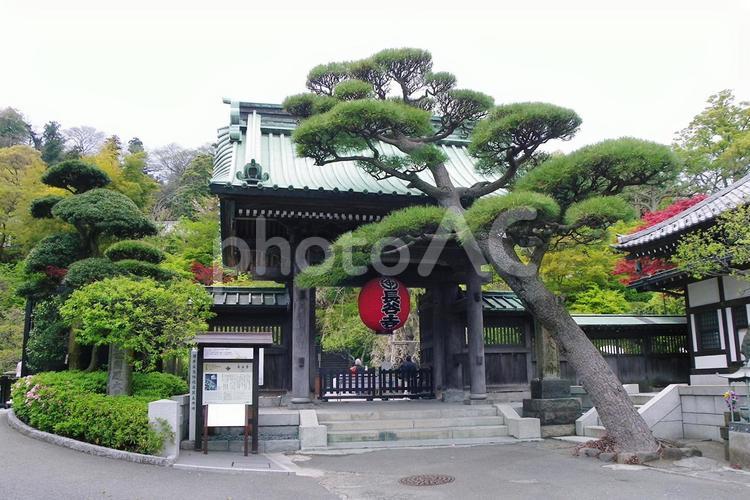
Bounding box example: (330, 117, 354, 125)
(114, 259, 176, 281)
(25, 233, 82, 273)
(10, 370, 186, 455)
(64, 258, 120, 289)
(105, 240, 165, 264)
(30, 195, 65, 219)
(26, 299, 68, 373)
(133, 371, 188, 399)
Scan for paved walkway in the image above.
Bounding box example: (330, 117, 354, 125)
(5, 409, 750, 499)
(0, 411, 333, 500)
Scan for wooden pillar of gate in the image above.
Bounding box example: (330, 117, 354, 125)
(444, 284, 465, 401)
(291, 283, 314, 404)
(430, 286, 446, 396)
(466, 269, 487, 400)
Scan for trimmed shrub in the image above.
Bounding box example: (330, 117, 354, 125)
(25, 233, 82, 273)
(64, 258, 120, 289)
(105, 240, 165, 264)
(41, 160, 111, 194)
(30, 195, 65, 219)
(114, 259, 176, 281)
(10, 371, 186, 455)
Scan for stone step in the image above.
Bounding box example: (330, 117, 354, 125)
(317, 406, 498, 422)
(324, 435, 518, 450)
(327, 425, 509, 444)
(583, 425, 607, 438)
(629, 393, 657, 406)
(322, 415, 504, 431)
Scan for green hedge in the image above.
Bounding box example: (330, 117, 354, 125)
(11, 371, 187, 455)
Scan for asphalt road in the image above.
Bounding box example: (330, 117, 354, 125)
(0, 411, 334, 500)
(4, 409, 750, 500)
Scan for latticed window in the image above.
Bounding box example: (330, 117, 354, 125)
(483, 325, 524, 346)
(733, 305, 748, 329)
(696, 310, 721, 350)
(650, 335, 688, 354)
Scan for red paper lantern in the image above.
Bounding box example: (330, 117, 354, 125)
(358, 277, 410, 334)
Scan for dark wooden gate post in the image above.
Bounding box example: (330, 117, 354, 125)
(444, 284, 465, 401)
(430, 286, 445, 396)
(466, 269, 487, 400)
(291, 283, 312, 404)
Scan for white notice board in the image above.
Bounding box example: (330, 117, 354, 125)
(204, 347, 264, 386)
(205, 403, 247, 427)
(202, 362, 253, 404)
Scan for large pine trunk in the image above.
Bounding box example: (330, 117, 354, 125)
(496, 266, 659, 452)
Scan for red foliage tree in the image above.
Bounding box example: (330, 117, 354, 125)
(614, 195, 708, 283)
(190, 261, 233, 285)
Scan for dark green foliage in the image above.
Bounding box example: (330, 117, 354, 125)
(563, 196, 636, 226)
(29, 195, 65, 219)
(132, 371, 188, 399)
(41, 160, 111, 194)
(516, 138, 680, 209)
(127, 137, 144, 154)
(114, 259, 176, 281)
(283, 93, 338, 118)
(333, 79, 373, 101)
(348, 59, 390, 98)
(25, 233, 82, 273)
(470, 103, 581, 174)
(26, 299, 68, 373)
(306, 61, 351, 95)
(0, 107, 32, 147)
(16, 273, 61, 300)
(464, 191, 561, 237)
(105, 240, 165, 264)
(41, 121, 66, 165)
(52, 189, 157, 240)
(425, 72, 457, 95)
(64, 258, 120, 289)
(436, 89, 494, 129)
(293, 100, 433, 164)
(371, 48, 433, 98)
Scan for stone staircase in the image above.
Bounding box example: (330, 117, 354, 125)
(578, 392, 660, 438)
(317, 405, 510, 449)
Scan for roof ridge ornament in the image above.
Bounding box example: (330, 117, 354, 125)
(236, 159, 269, 186)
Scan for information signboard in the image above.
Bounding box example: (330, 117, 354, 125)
(202, 361, 254, 404)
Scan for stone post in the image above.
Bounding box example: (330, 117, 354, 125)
(148, 399, 180, 458)
(466, 270, 487, 401)
(291, 284, 312, 404)
(107, 345, 132, 396)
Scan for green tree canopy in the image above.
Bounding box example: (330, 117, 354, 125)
(42, 160, 111, 194)
(60, 276, 213, 371)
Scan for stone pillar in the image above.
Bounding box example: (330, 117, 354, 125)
(107, 345, 132, 396)
(444, 284, 465, 402)
(148, 399, 180, 458)
(466, 270, 487, 400)
(430, 286, 445, 395)
(291, 284, 313, 404)
(536, 323, 561, 379)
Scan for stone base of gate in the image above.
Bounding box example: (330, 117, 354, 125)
(522, 398, 582, 425)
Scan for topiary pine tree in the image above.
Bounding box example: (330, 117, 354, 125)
(284, 48, 680, 452)
(23, 159, 158, 372)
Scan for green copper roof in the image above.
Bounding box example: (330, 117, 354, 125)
(211, 101, 500, 197)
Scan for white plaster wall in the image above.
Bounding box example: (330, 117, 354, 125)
(723, 276, 750, 301)
(694, 354, 728, 370)
(688, 278, 720, 307)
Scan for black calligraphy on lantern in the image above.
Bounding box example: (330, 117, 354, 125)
(379, 278, 402, 331)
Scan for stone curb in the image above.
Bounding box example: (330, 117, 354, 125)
(6, 409, 174, 467)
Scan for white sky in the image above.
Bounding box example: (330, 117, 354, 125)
(1, 0, 748, 152)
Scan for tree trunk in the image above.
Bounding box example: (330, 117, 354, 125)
(481, 236, 658, 452)
(66, 328, 83, 370)
(107, 345, 133, 396)
(84, 345, 99, 372)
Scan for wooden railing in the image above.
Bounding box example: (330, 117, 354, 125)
(318, 368, 434, 401)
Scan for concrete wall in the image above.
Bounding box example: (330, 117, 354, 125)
(680, 385, 746, 440)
